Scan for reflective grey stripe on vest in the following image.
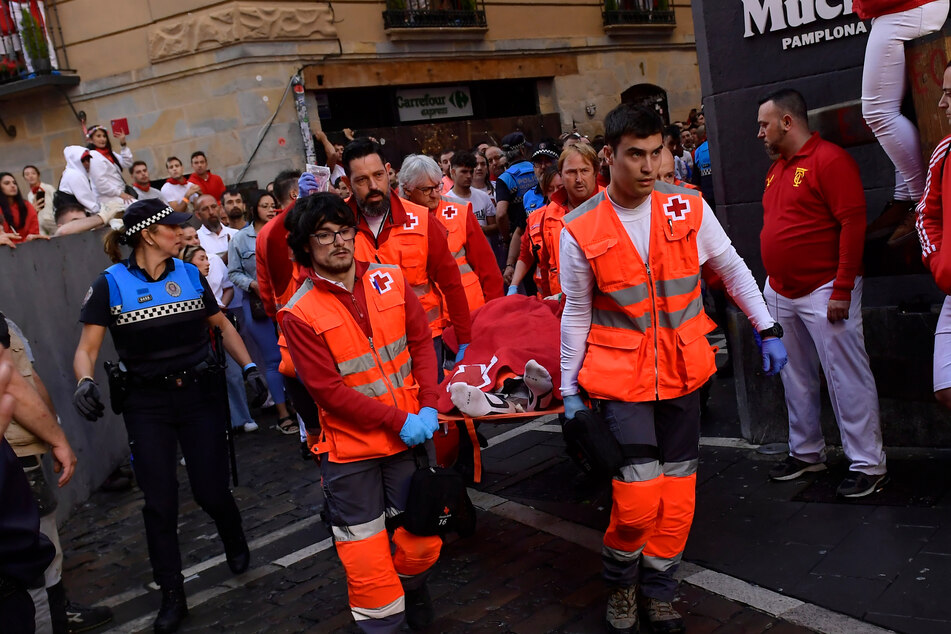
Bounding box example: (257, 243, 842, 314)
(377, 335, 408, 364)
(332, 513, 386, 542)
(655, 273, 699, 298)
(592, 308, 651, 333)
(388, 358, 413, 388)
(562, 190, 607, 224)
(353, 378, 390, 399)
(337, 352, 376, 378)
(412, 282, 433, 298)
(662, 459, 698, 477)
(453, 246, 467, 261)
(282, 278, 314, 311)
(458, 263, 473, 275)
(113, 298, 206, 326)
(352, 596, 405, 622)
(602, 543, 645, 563)
(656, 295, 704, 330)
(605, 282, 649, 307)
(641, 552, 683, 573)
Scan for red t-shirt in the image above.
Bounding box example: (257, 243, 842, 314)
(853, 0, 933, 19)
(1, 201, 39, 242)
(188, 171, 226, 202)
(917, 134, 951, 292)
(760, 133, 866, 301)
(280, 262, 439, 432)
(255, 202, 295, 318)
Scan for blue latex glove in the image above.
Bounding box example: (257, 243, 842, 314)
(454, 343, 469, 364)
(563, 394, 588, 420)
(298, 172, 319, 197)
(761, 337, 788, 376)
(419, 406, 439, 437)
(400, 412, 431, 446)
(506, 285, 519, 296)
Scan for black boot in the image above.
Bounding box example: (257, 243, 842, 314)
(153, 585, 187, 634)
(404, 584, 434, 631)
(222, 530, 250, 575)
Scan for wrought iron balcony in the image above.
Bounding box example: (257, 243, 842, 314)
(383, 0, 487, 30)
(0, 1, 78, 107)
(602, 0, 675, 27)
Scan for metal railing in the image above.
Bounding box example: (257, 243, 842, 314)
(383, 0, 487, 29)
(602, 0, 675, 26)
(0, 1, 61, 83)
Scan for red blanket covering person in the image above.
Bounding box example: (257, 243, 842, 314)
(437, 295, 562, 413)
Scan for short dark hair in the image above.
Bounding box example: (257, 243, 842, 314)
(54, 201, 85, 223)
(166, 156, 182, 167)
(221, 187, 242, 201)
(604, 104, 665, 151)
(341, 137, 385, 178)
(273, 169, 302, 206)
(439, 149, 455, 159)
(190, 151, 207, 162)
(22, 165, 39, 177)
(450, 151, 477, 170)
(129, 160, 148, 176)
(663, 125, 682, 141)
(759, 88, 808, 123)
(285, 192, 356, 266)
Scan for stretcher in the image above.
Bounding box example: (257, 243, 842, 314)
(435, 406, 564, 483)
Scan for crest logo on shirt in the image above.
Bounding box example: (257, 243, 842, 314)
(793, 167, 809, 187)
(165, 281, 182, 297)
(662, 195, 691, 222)
(765, 174, 775, 189)
(442, 204, 458, 220)
(403, 211, 419, 230)
(369, 270, 395, 295)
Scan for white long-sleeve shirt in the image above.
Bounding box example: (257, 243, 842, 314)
(559, 190, 773, 397)
(59, 146, 100, 213)
(88, 145, 133, 201)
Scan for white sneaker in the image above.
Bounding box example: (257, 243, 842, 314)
(242, 421, 259, 432)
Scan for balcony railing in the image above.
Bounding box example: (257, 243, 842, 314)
(383, 0, 487, 29)
(0, 1, 65, 84)
(603, 0, 675, 27)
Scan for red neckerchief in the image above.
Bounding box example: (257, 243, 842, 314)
(165, 177, 187, 186)
(30, 185, 41, 195)
(95, 147, 117, 165)
(132, 182, 151, 192)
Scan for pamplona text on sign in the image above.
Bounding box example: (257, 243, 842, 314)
(742, 0, 867, 50)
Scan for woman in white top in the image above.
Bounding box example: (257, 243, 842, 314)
(85, 125, 134, 214)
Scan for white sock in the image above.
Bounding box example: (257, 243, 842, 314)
(523, 359, 554, 411)
(450, 382, 519, 417)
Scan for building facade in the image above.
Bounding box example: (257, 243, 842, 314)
(0, 0, 700, 189)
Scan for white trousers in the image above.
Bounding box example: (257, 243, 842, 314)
(933, 296, 951, 391)
(861, 0, 949, 201)
(764, 277, 887, 475)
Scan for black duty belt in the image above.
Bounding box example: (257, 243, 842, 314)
(126, 361, 220, 389)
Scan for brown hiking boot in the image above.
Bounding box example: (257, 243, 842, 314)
(606, 585, 638, 633)
(886, 206, 919, 247)
(639, 596, 685, 633)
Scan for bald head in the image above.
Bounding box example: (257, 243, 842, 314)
(658, 147, 676, 184)
(194, 194, 222, 232)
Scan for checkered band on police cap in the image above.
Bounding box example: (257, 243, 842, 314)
(123, 198, 181, 236)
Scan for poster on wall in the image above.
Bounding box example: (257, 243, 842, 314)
(396, 86, 473, 122)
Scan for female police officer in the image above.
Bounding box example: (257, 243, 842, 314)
(71, 198, 268, 633)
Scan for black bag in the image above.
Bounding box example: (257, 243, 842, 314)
(248, 292, 269, 321)
(562, 408, 625, 479)
(402, 444, 476, 537)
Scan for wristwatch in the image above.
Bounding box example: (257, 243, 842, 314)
(759, 323, 784, 339)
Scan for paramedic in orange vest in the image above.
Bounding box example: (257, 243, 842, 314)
(279, 192, 442, 633)
(341, 138, 473, 373)
(397, 153, 504, 314)
(559, 105, 788, 634)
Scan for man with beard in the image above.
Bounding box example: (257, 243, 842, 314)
(757, 89, 886, 497)
(279, 193, 442, 633)
(338, 138, 472, 373)
(221, 189, 248, 229)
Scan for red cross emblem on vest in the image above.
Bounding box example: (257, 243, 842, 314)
(368, 270, 395, 295)
(442, 204, 458, 220)
(403, 211, 419, 230)
(663, 195, 690, 222)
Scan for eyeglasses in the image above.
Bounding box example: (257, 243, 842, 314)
(412, 184, 441, 195)
(311, 227, 357, 245)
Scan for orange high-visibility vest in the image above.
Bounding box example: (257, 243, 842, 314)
(564, 184, 718, 402)
(525, 207, 547, 295)
(674, 178, 699, 191)
(544, 187, 603, 297)
(354, 203, 444, 336)
(280, 263, 419, 463)
(434, 198, 485, 313)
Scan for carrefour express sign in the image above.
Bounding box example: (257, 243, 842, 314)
(396, 86, 473, 122)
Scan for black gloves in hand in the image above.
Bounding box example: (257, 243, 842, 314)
(242, 365, 269, 409)
(73, 378, 105, 421)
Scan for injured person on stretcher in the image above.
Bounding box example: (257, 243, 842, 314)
(438, 294, 563, 417)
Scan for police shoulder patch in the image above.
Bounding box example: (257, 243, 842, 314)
(165, 281, 182, 297)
